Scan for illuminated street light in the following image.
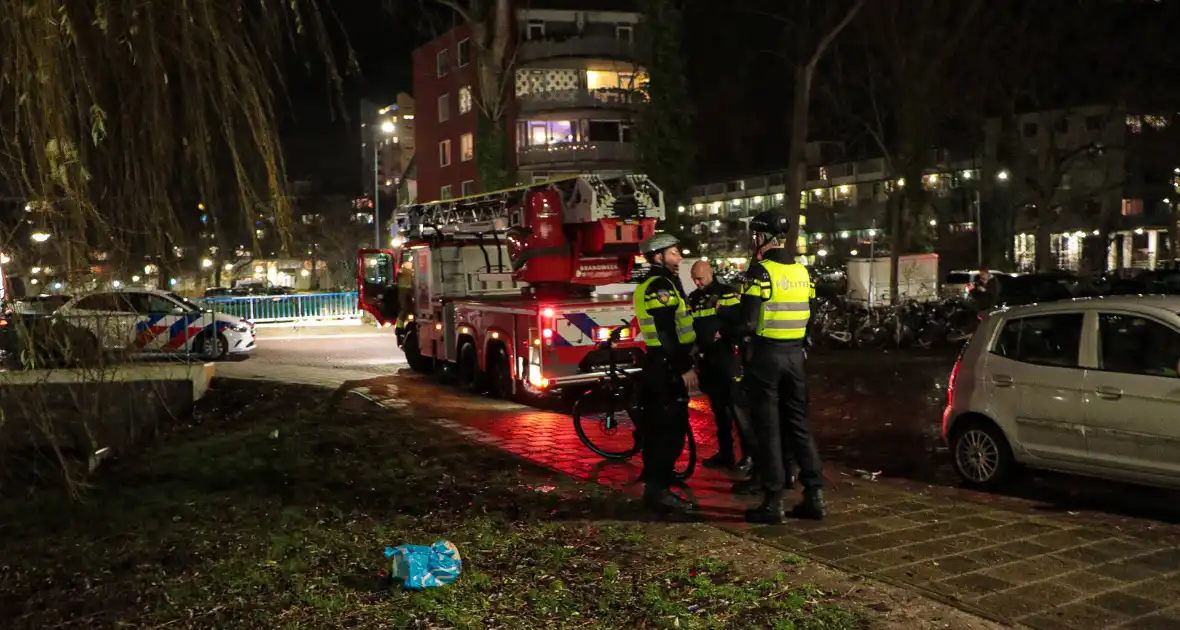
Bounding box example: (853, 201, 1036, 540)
(223, 263, 234, 271)
(112, 280, 122, 288)
(381, 121, 395, 134)
(929, 219, 937, 227)
(0, 252, 9, 265)
(816, 249, 828, 257)
(997, 170, 1010, 181)
(201, 258, 214, 268)
(391, 236, 405, 248)
(31, 232, 50, 243)
(144, 264, 157, 274)
(132, 275, 141, 282)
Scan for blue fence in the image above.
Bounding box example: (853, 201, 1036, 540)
(192, 292, 361, 323)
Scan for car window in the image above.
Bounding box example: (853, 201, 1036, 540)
(147, 294, 180, 313)
(992, 313, 1084, 368)
(946, 272, 970, 284)
(72, 294, 110, 311)
(1098, 314, 1180, 378)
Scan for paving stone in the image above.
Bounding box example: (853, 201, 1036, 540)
(959, 545, 1026, 568)
(976, 588, 1057, 619)
(807, 541, 870, 562)
(955, 514, 1013, 530)
(876, 561, 953, 584)
(845, 533, 907, 553)
(1022, 603, 1131, 630)
(983, 555, 1085, 585)
(941, 572, 1016, 599)
(1055, 569, 1127, 594)
(1032, 529, 1111, 552)
(990, 539, 1056, 558)
(1131, 547, 1180, 572)
(1097, 557, 1172, 583)
(1121, 612, 1180, 630)
(1133, 572, 1180, 601)
(864, 515, 924, 531)
(1086, 591, 1167, 617)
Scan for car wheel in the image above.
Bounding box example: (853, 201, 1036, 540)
(197, 332, 229, 361)
(486, 346, 513, 400)
(951, 419, 1015, 490)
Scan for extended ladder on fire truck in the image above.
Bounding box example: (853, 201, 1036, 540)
(396, 174, 663, 241)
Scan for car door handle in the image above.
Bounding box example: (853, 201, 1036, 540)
(991, 374, 1014, 387)
(1095, 386, 1122, 400)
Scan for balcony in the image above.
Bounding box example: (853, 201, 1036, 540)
(518, 88, 645, 113)
(517, 141, 636, 168)
(517, 35, 638, 63)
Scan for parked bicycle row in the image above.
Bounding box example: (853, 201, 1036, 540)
(808, 294, 981, 351)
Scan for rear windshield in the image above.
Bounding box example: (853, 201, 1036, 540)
(946, 272, 971, 284)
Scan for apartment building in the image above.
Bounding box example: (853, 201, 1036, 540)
(412, 5, 645, 202)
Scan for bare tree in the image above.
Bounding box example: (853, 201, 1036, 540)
(754, 0, 865, 252)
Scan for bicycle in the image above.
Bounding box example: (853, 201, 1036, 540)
(571, 321, 697, 480)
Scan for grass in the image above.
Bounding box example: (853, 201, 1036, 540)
(0, 380, 866, 629)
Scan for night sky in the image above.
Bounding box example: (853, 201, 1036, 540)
(279, 0, 1179, 195)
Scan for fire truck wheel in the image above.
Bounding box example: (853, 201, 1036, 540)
(457, 341, 485, 394)
(486, 346, 512, 400)
(403, 329, 432, 373)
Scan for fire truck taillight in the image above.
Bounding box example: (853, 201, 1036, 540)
(435, 323, 443, 331)
(542, 307, 555, 319)
(542, 328, 553, 340)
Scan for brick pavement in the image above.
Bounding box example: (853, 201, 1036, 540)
(345, 373, 1180, 630)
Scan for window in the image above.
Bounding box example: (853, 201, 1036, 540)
(460, 132, 474, 162)
(459, 85, 472, 115)
(457, 39, 471, 66)
(74, 293, 136, 313)
(461, 180, 475, 196)
(436, 49, 450, 77)
(1022, 121, 1038, 137)
(616, 24, 633, 42)
(1086, 115, 1103, 132)
(527, 20, 545, 39)
(440, 184, 453, 199)
(992, 313, 1084, 368)
(1099, 314, 1180, 378)
(439, 139, 451, 167)
(438, 94, 450, 122)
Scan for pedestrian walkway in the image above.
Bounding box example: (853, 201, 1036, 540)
(349, 377, 1180, 630)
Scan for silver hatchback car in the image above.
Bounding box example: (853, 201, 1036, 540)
(942, 295, 1180, 490)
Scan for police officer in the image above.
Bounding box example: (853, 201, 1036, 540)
(687, 260, 753, 471)
(739, 211, 826, 523)
(634, 233, 700, 514)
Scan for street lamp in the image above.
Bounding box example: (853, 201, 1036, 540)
(373, 119, 396, 249)
(996, 170, 1010, 182)
(31, 232, 50, 243)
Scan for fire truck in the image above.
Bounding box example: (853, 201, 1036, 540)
(356, 174, 664, 398)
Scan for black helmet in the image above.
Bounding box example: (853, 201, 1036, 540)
(749, 210, 790, 236)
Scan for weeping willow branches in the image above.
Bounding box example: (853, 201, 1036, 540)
(0, 0, 341, 282)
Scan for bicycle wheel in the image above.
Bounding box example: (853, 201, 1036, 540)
(672, 425, 697, 480)
(572, 384, 642, 459)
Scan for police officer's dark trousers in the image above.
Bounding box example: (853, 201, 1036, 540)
(700, 347, 753, 461)
(639, 349, 690, 489)
(745, 340, 823, 493)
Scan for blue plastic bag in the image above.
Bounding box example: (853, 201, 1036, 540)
(384, 540, 462, 590)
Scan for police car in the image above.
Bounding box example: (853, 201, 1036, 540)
(55, 287, 256, 360)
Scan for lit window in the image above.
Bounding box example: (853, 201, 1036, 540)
(460, 133, 474, 162)
(438, 94, 450, 122)
(439, 139, 452, 167)
(458, 39, 471, 67)
(459, 86, 473, 115)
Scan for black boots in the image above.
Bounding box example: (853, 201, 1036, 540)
(643, 487, 700, 514)
(745, 489, 827, 524)
(745, 492, 786, 524)
(790, 490, 827, 521)
(702, 453, 735, 469)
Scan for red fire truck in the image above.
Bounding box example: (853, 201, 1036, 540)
(356, 174, 664, 398)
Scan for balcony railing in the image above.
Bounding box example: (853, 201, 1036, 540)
(517, 141, 635, 167)
(518, 35, 637, 62)
(518, 88, 645, 113)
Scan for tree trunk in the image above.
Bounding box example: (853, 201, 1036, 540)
(1170, 201, 1180, 264)
(782, 65, 811, 255)
(1035, 216, 1053, 272)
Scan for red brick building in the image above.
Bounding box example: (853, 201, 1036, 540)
(412, 7, 645, 203)
(412, 24, 480, 203)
